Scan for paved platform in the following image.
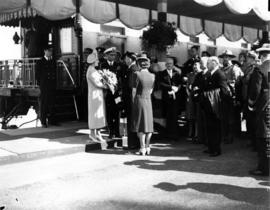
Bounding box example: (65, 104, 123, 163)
(0, 122, 119, 165)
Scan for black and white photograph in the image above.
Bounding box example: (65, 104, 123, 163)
(0, 0, 269, 209)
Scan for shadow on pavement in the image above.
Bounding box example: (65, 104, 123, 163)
(154, 182, 270, 207)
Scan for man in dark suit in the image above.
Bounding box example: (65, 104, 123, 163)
(248, 43, 270, 176)
(100, 47, 122, 138)
(158, 56, 182, 139)
(202, 56, 230, 157)
(36, 45, 57, 127)
(122, 51, 140, 149)
(183, 45, 200, 76)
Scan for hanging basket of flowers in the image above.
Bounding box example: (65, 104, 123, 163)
(142, 20, 177, 51)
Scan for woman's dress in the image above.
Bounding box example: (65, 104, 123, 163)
(86, 66, 107, 129)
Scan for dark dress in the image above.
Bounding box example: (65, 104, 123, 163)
(132, 69, 155, 133)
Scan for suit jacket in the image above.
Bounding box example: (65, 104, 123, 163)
(36, 57, 57, 92)
(248, 60, 270, 112)
(202, 68, 230, 116)
(158, 68, 182, 101)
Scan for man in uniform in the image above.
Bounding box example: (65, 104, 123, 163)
(100, 47, 122, 139)
(248, 43, 270, 176)
(183, 45, 200, 76)
(219, 50, 243, 143)
(36, 44, 57, 127)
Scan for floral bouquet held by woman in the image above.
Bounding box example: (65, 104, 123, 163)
(98, 69, 118, 94)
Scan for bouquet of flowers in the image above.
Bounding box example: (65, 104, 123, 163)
(98, 69, 118, 94)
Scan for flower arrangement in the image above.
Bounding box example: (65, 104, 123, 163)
(98, 69, 118, 94)
(142, 20, 177, 51)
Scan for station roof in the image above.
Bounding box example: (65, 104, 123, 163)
(0, 0, 269, 43)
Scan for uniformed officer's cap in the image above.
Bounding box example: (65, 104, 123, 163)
(104, 47, 117, 55)
(44, 44, 53, 51)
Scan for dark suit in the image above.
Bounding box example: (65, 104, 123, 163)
(202, 68, 229, 154)
(100, 60, 122, 137)
(122, 63, 140, 148)
(158, 68, 182, 137)
(248, 60, 270, 174)
(36, 57, 57, 126)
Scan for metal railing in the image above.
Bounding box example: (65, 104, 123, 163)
(0, 58, 40, 88)
(0, 54, 79, 89)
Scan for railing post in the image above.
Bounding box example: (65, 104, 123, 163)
(4, 60, 9, 88)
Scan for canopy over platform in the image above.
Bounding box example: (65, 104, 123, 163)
(0, 0, 269, 43)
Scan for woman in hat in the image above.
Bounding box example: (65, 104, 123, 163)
(86, 49, 108, 142)
(132, 55, 155, 155)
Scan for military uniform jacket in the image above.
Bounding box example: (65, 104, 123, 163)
(36, 57, 57, 92)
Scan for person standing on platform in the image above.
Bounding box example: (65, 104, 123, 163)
(123, 52, 140, 150)
(132, 55, 155, 156)
(202, 57, 230, 157)
(193, 57, 210, 145)
(241, 51, 259, 150)
(219, 50, 243, 143)
(86, 49, 108, 143)
(36, 44, 58, 128)
(248, 43, 270, 176)
(183, 45, 200, 76)
(158, 56, 182, 139)
(100, 47, 122, 139)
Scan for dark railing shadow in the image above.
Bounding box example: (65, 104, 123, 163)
(154, 182, 270, 207)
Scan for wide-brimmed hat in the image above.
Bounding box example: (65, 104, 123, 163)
(87, 50, 98, 64)
(104, 47, 117, 55)
(218, 50, 236, 58)
(247, 51, 258, 60)
(256, 43, 270, 52)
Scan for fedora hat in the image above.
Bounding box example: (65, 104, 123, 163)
(247, 51, 258, 60)
(256, 43, 270, 52)
(218, 50, 236, 58)
(87, 50, 98, 64)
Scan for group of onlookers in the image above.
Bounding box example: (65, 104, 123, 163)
(81, 43, 269, 176)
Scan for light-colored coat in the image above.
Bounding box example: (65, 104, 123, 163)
(86, 66, 107, 129)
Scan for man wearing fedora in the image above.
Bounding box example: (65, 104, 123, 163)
(241, 51, 259, 150)
(248, 43, 270, 176)
(219, 50, 243, 143)
(100, 47, 122, 139)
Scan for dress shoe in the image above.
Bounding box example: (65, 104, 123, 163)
(249, 169, 269, 176)
(203, 150, 210, 154)
(209, 152, 221, 157)
(135, 148, 146, 156)
(41, 124, 47, 128)
(146, 147, 151, 155)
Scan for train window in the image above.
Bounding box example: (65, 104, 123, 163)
(60, 28, 72, 53)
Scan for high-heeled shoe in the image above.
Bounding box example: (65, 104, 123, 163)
(146, 147, 151, 155)
(136, 148, 146, 156)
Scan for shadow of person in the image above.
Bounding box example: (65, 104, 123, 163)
(154, 182, 270, 206)
(124, 159, 269, 179)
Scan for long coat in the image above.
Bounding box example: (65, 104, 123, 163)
(86, 66, 107, 129)
(248, 60, 270, 138)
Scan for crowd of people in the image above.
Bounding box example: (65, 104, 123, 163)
(36, 42, 269, 176)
